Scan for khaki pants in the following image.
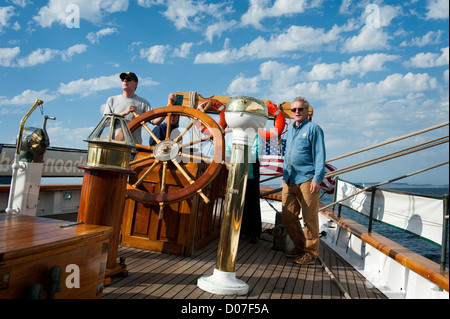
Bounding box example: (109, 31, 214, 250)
(281, 179, 320, 258)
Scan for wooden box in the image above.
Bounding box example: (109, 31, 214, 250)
(0, 214, 112, 299)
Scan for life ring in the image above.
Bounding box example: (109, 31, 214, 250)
(259, 101, 286, 140)
(197, 99, 227, 134)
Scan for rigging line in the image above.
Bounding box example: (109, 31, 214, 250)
(319, 161, 449, 212)
(262, 196, 281, 213)
(325, 136, 449, 178)
(327, 121, 449, 163)
(259, 137, 448, 197)
(328, 135, 448, 177)
(260, 174, 283, 184)
(316, 254, 352, 299)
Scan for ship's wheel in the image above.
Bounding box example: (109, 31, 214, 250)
(125, 105, 225, 214)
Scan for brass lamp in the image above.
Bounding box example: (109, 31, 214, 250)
(84, 113, 135, 171)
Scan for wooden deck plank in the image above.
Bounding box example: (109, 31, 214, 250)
(257, 250, 285, 299)
(103, 225, 387, 300)
(235, 238, 277, 299)
(266, 253, 290, 299)
(118, 254, 186, 299)
(145, 240, 219, 299)
(320, 243, 344, 298)
(280, 262, 298, 299)
(103, 250, 181, 299)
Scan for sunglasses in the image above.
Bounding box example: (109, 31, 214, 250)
(122, 78, 135, 82)
(291, 107, 305, 113)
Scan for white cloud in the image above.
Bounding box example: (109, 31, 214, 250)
(57, 74, 158, 97)
(400, 30, 443, 47)
(137, 0, 164, 7)
(377, 5, 402, 27)
(241, 0, 314, 29)
(140, 45, 171, 64)
(163, 0, 199, 30)
(87, 27, 117, 44)
(140, 42, 194, 63)
(306, 63, 341, 81)
(342, 26, 390, 53)
(173, 42, 193, 58)
(3, 44, 87, 67)
(195, 24, 343, 63)
(0, 89, 58, 107)
(309, 53, 400, 79)
(0, 6, 16, 31)
(227, 60, 440, 108)
(405, 47, 449, 68)
(194, 48, 234, 64)
(205, 20, 237, 43)
(46, 125, 95, 149)
(373, 72, 439, 95)
(161, 0, 232, 32)
(0, 47, 20, 67)
(16, 48, 60, 67)
(57, 74, 120, 97)
(227, 74, 261, 95)
(426, 0, 449, 20)
(34, 0, 129, 27)
(10, 0, 31, 8)
(227, 61, 301, 97)
(61, 44, 88, 61)
(149, 0, 235, 42)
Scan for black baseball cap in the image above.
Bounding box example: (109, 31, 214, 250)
(120, 72, 138, 82)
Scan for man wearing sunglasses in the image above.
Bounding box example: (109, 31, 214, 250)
(282, 96, 326, 265)
(103, 72, 155, 146)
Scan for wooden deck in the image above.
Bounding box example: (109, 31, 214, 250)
(103, 223, 387, 300)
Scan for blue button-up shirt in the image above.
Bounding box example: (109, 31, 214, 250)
(283, 119, 326, 185)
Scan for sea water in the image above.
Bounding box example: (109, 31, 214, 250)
(321, 186, 449, 268)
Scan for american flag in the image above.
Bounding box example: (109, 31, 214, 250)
(260, 138, 285, 176)
(320, 163, 337, 194)
(260, 137, 337, 194)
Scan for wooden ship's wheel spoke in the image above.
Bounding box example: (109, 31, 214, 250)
(132, 159, 159, 188)
(132, 111, 161, 144)
(165, 113, 172, 140)
(172, 118, 197, 143)
(177, 152, 213, 164)
(130, 147, 155, 166)
(125, 105, 225, 205)
(171, 159, 210, 204)
(158, 161, 168, 219)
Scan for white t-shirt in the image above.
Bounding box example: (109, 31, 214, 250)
(104, 94, 151, 145)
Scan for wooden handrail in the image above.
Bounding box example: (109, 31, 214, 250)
(320, 204, 449, 293)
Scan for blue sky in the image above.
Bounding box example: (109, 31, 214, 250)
(1, 0, 449, 185)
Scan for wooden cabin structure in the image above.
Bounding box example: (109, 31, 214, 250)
(121, 163, 228, 256)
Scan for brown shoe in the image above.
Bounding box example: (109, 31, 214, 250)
(285, 248, 304, 258)
(294, 254, 316, 265)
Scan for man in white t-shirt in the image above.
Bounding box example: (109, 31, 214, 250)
(104, 72, 164, 145)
